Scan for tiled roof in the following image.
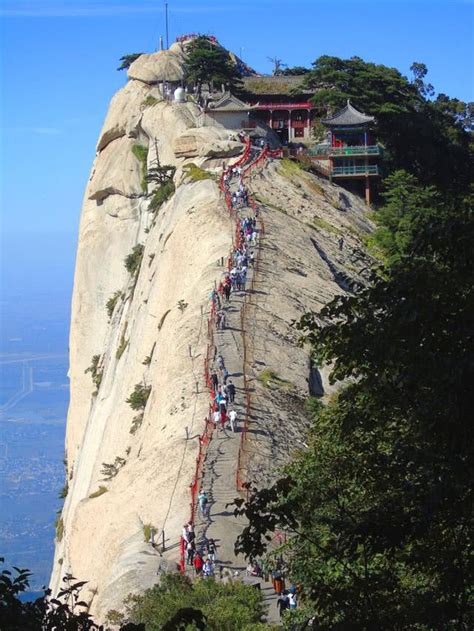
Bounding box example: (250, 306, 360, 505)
(207, 92, 252, 111)
(322, 100, 374, 126)
(242, 75, 313, 95)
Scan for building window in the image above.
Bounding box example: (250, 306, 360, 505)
(294, 127, 304, 138)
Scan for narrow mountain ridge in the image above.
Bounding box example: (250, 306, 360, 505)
(51, 44, 373, 621)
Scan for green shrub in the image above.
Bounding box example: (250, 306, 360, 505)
(126, 383, 151, 411)
(84, 354, 103, 391)
(58, 484, 68, 500)
(122, 573, 267, 630)
(117, 53, 143, 71)
(106, 290, 123, 318)
(143, 523, 155, 542)
(306, 396, 324, 420)
(311, 216, 342, 235)
(148, 180, 175, 214)
(143, 342, 156, 365)
(132, 144, 148, 191)
(89, 486, 108, 499)
(147, 164, 176, 185)
(258, 369, 292, 389)
(142, 95, 159, 108)
(116, 333, 128, 360)
(277, 157, 305, 178)
(182, 162, 216, 182)
(130, 413, 144, 435)
(124, 244, 144, 276)
(101, 457, 126, 480)
(105, 609, 125, 626)
(55, 517, 64, 542)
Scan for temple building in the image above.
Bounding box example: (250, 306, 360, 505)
(200, 75, 317, 143)
(201, 92, 257, 130)
(241, 75, 317, 143)
(308, 100, 381, 205)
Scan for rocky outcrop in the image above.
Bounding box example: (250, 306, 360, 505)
(51, 46, 373, 622)
(173, 127, 244, 159)
(88, 135, 145, 203)
(96, 80, 154, 152)
(127, 43, 186, 84)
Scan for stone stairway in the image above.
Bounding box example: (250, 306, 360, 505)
(192, 168, 282, 625)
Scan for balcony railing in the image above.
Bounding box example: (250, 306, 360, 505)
(309, 144, 381, 157)
(332, 165, 380, 176)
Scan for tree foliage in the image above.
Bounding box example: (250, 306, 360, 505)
(120, 573, 268, 630)
(267, 56, 286, 76)
(183, 36, 242, 95)
(0, 562, 146, 630)
(301, 55, 473, 195)
(1, 563, 268, 630)
(234, 172, 474, 629)
(126, 383, 151, 411)
(124, 244, 144, 276)
(117, 54, 143, 71)
(281, 66, 310, 76)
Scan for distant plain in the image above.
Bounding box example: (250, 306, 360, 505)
(0, 291, 70, 590)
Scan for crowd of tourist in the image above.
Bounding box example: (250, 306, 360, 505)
(175, 136, 297, 615)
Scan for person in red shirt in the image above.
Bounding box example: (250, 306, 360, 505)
(193, 552, 203, 576)
(220, 409, 227, 430)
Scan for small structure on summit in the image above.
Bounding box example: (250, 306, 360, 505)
(308, 100, 381, 205)
(174, 86, 186, 102)
(203, 92, 257, 130)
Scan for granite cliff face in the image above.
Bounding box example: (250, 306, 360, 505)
(51, 44, 372, 621)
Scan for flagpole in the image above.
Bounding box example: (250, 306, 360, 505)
(165, 2, 169, 49)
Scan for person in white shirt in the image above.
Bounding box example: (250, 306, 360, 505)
(213, 409, 220, 429)
(228, 409, 237, 432)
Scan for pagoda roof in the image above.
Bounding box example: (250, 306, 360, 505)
(206, 92, 254, 112)
(322, 100, 374, 126)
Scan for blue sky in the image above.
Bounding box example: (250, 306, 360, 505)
(0, 0, 473, 297)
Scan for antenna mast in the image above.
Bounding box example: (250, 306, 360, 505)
(165, 2, 169, 49)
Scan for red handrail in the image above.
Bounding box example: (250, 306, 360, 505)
(181, 137, 274, 573)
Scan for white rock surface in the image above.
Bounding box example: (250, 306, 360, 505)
(51, 66, 373, 623)
(173, 127, 243, 159)
(96, 79, 159, 152)
(127, 44, 186, 84)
